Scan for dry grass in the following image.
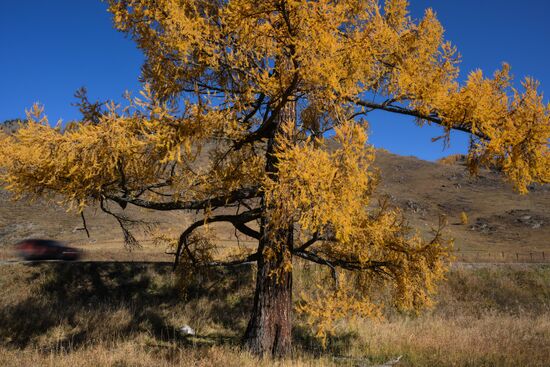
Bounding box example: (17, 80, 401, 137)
(354, 313, 550, 367)
(0, 262, 548, 366)
(0, 344, 335, 367)
(350, 266, 550, 366)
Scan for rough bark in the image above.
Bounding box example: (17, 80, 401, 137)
(243, 223, 293, 357)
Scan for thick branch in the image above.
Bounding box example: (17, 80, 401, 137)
(295, 233, 321, 252)
(174, 208, 262, 269)
(105, 186, 260, 211)
(240, 93, 266, 126)
(233, 72, 300, 149)
(353, 99, 490, 140)
(234, 222, 261, 239)
(294, 247, 340, 288)
(295, 232, 339, 252)
(293, 249, 393, 273)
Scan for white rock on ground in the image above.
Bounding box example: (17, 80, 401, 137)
(180, 325, 196, 335)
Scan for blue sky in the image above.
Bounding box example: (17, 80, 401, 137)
(1, 0, 548, 160)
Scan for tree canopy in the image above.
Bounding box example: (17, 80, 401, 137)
(1, 0, 548, 356)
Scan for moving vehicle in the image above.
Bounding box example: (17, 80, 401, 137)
(15, 239, 81, 261)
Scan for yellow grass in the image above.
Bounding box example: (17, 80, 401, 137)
(0, 262, 549, 366)
(460, 211, 469, 225)
(0, 344, 335, 367)
(351, 313, 550, 366)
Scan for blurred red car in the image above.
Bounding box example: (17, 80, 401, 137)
(15, 239, 81, 261)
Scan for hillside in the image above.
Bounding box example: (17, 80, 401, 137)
(374, 151, 550, 260)
(1, 150, 548, 262)
(0, 119, 27, 134)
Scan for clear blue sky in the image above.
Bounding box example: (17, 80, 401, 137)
(1, 0, 548, 160)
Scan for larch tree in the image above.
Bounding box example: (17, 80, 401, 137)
(1, 0, 549, 357)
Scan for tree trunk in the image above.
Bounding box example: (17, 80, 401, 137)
(243, 55, 297, 356)
(243, 223, 293, 357)
(243, 87, 296, 357)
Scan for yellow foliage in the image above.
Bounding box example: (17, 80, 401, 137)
(460, 211, 469, 225)
(104, 0, 549, 193)
(0, 86, 264, 211)
(264, 122, 450, 344)
(264, 121, 377, 243)
(296, 207, 451, 345)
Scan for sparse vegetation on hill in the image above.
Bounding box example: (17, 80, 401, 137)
(460, 211, 469, 225)
(437, 154, 467, 166)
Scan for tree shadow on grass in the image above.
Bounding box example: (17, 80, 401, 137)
(0, 262, 254, 350)
(183, 264, 255, 332)
(292, 324, 360, 357)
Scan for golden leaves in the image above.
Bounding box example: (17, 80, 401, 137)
(263, 121, 376, 241)
(106, 0, 549, 198)
(438, 66, 550, 193)
(263, 121, 450, 344)
(297, 272, 382, 346)
(0, 86, 258, 211)
(297, 208, 451, 346)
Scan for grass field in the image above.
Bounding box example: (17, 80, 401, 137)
(1, 262, 548, 366)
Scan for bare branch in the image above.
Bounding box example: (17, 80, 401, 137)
(352, 99, 490, 140)
(105, 186, 260, 211)
(203, 252, 259, 267)
(99, 199, 139, 248)
(234, 222, 261, 239)
(293, 249, 393, 273)
(174, 208, 262, 269)
(79, 211, 90, 238)
(294, 231, 338, 252)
